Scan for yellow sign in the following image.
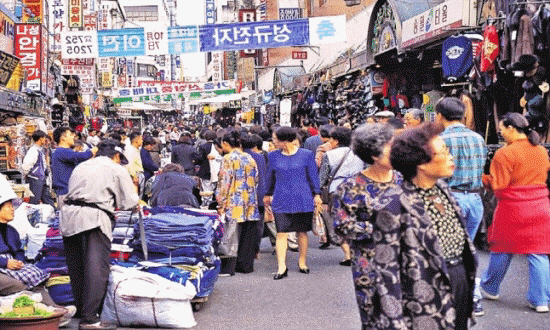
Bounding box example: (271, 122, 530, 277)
(203, 105, 210, 114)
(102, 72, 112, 87)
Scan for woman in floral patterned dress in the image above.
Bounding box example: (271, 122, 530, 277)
(332, 123, 402, 329)
(216, 130, 260, 275)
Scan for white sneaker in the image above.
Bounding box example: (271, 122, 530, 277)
(58, 305, 77, 327)
(480, 287, 500, 300)
(528, 303, 549, 313)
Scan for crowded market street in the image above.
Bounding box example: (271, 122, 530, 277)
(58, 243, 549, 330)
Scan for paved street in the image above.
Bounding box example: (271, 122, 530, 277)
(66, 236, 549, 330)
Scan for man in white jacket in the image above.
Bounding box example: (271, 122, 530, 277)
(21, 130, 54, 206)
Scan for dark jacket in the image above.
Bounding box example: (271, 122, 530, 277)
(332, 179, 477, 329)
(140, 148, 159, 184)
(0, 223, 25, 268)
(171, 143, 198, 176)
(195, 142, 213, 180)
(150, 171, 199, 208)
(513, 14, 535, 64)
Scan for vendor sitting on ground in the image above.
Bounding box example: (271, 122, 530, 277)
(150, 163, 200, 208)
(0, 175, 76, 326)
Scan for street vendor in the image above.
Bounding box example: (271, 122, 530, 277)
(0, 174, 76, 326)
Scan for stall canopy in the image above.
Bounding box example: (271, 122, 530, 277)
(188, 92, 253, 105)
(118, 102, 163, 111)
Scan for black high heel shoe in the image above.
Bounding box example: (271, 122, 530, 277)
(299, 266, 310, 274)
(273, 268, 288, 280)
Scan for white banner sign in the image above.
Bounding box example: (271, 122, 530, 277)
(145, 28, 169, 56)
(308, 15, 346, 45)
(402, 0, 464, 48)
(61, 31, 98, 58)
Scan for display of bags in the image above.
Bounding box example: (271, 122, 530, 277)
(101, 266, 197, 328)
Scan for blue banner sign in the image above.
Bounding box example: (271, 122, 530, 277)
(168, 26, 200, 54)
(199, 19, 309, 52)
(97, 28, 146, 57)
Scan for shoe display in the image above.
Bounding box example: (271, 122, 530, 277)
(339, 259, 352, 266)
(473, 300, 485, 316)
(273, 268, 288, 280)
(480, 287, 500, 300)
(528, 303, 549, 313)
(78, 321, 117, 330)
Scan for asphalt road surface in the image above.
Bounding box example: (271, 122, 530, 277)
(67, 235, 550, 330)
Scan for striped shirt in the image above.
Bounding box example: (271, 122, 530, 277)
(441, 123, 487, 191)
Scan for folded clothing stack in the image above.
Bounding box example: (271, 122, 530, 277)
(111, 211, 138, 260)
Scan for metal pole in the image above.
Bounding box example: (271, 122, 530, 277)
(169, 1, 176, 81)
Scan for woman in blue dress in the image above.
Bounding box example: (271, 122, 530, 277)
(264, 127, 322, 280)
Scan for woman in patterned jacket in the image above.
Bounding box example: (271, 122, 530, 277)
(216, 130, 260, 276)
(333, 122, 477, 330)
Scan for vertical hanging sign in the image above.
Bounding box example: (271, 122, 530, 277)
(205, 0, 216, 24)
(22, 0, 43, 23)
(15, 24, 42, 92)
(69, 0, 83, 29)
(239, 9, 258, 58)
(49, 0, 67, 52)
(259, 0, 268, 65)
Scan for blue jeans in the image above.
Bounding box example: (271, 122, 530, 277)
(452, 191, 484, 301)
(481, 253, 550, 306)
(451, 191, 484, 240)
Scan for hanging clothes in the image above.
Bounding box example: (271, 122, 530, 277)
(481, 25, 500, 72)
(513, 14, 535, 64)
(442, 35, 474, 82)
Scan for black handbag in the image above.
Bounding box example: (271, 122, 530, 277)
(321, 149, 351, 204)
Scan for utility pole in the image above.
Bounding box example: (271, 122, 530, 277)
(169, 0, 177, 81)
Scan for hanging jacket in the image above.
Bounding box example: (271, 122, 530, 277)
(532, 5, 550, 58)
(513, 14, 535, 64)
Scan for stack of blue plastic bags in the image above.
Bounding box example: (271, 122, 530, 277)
(121, 206, 222, 299)
(34, 212, 74, 306)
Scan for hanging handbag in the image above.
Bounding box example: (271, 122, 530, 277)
(321, 149, 351, 204)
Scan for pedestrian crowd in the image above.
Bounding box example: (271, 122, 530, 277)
(1, 96, 549, 329)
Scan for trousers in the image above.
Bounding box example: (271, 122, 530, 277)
(447, 261, 470, 330)
(63, 228, 111, 324)
(28, 177, 55, 207)
(236, 221, 261, 273)
(481, 253, 550, 306)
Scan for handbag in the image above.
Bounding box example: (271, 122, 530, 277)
(321, 149, 351, 204)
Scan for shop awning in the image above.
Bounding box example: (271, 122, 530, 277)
(118, 102, 163, 111)
(188, 93, 245, 105)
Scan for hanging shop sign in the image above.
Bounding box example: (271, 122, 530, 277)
(15, 23, 47, 93)
(68, 0, 83, 29)
(61, 30, 98, 58)
(83, 13, 97, 31)
(370, 70, 386, 94)
(212, 51, 224, 82)
(370, 2, 398, 56)
(292, 51, 307, 59)
(49, 0, 67, 52)
(97, 2, 111, 30)
(402, 0, 464, 48)
(22, 0, 43, 23)
(0, 51, 19, 87)
(80, 75, 95, 94)
(205, 0, 216, 25)
(0, 9, 15, 54)
(259, 0, 268, 66)
(0, 88, 27, 113)
(101, 71, 112, 87)
(239, 9, 259, 58)
(279, 8, 302, 20)
(60, 16, 347, 57)
(61, 59, 94, 75)
(131, 80, 235, 95)
(145, 28, 169, 56)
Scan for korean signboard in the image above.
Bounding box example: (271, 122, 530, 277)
(205, 0, 216, 24)
(61, 59, 94, 75)
(0, 9, 15, 53)
(15, 24, 44, 92)
(0, 50, 19, 86)
(69, 0, 83, 29)
(97, 2, 111, 30)
(211, 51, 223, 82)
(145, 28, 168, 56)
(49, 0, 67, 52)
(0, 89, 28, 113)
(60, 16, 347, 57)
(41, 23, 48, 94)
(279, 8, 301, 20)
(402, 0, 464, 48)
(97, 28, 146, 57)
(23, 0, 43, 23)
(123, 80, 236, 97)
(168, 26, 199, 54)
(84, 13, 97, 30)
(61, 30, 98, 58)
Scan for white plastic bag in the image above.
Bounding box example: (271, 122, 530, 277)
(101, 266, 197, 328)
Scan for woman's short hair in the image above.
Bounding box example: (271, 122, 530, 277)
(319, 124, 334, 138)
(162, 163, 185, 173)
(203, 130, 217, 141)
(390, 122, 444, 181)
(330, 126, 352, 147)
(222, 130, 242, 148)
(275, 126, 297, 142)
(352, 123, 394, 165)
(501, 112, 541, 146)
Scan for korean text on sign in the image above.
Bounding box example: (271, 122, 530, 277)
(0, 51, 19, 86)
(61, 31, 98, 58)
(168, 26, 199, 54)
(97, 28, 146, 57)
(199, 19, 309, 52)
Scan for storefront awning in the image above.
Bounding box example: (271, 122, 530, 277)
(188, 93, 245, 105)
(118, 102, 163, 111)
